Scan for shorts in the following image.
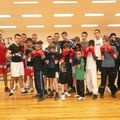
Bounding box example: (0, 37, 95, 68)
(0, 64, 7, 74)
(25, 66, 34, 77)
(47, 68, 56, 78)
(11, 62, 24, 77)
(59, 72, 68, 84)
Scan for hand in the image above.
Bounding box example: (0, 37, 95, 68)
(101, 56, 104, 60)
(77, 64, 81, 69)
(45, 60, 49, 64)
(113, 54, 117, 59)
(55, 60, 58, 64)
(69, 59, 72, 63)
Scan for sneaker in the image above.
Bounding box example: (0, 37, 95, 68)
(85, 92, 92, 96)
(38, 96, 45, 102)
(112, 94, 117, 98)
(74, 94, 80, 98)
(106, 86, 111, 93)
(64, 92, 71, 97)
(13, 84, 18, 91)
(92, 94, 97, 100)
(54, 92, 59, 100)
(100, 94, 104, 98)
(32, 94, 40, 98)
(61, 94, 65, 101)
(48, 91, 54, 97)
(28, 88, 34, 93)
(69, 87, 76, 93)
(9, 92, 14, 97)
(78, 97, 85, 101)
(44, 90, 48, 95)
(21, 89, 28, 94)
(4, 87, 10, 92)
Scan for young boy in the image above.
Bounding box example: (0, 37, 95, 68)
(25, 38, 34, 92)
(99, 35, 117, 98)
(59, 43, 74, 101)
(46, 43, 59, 100)
(85, 40, 98, 100)
(31, 40, 45, 101)
(75, 50, 85, 100)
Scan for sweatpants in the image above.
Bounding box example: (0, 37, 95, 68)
(99, 67, 117, 95)
(86, 69, 98, 95)
(77, 80, 84, 97)
(34, 70, 44, 97)
(96, 60, 102, 72)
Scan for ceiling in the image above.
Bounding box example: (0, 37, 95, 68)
(0, 0, 120, 32)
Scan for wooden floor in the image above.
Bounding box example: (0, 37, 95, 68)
(0, 81, 120, 120)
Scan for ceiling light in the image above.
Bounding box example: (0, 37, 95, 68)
(0, 15, 11, 18)
(54, 25, 72, 28)
(92, 0, 116, 4)
(53, 1, 78, 4)
(108, 24, 120, 27)
(84, 13, 104, 16)
(54, 14, 74, 17)
(13, 1, 39, 4)
(115, 13, 120, 16)
(26, 25, 44, 28)
(22, 14, 42, 18)
(0, 26, 16, 28)
(81, 24, 98, 27)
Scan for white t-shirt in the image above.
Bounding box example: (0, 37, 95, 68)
(95, 38, 103, 60)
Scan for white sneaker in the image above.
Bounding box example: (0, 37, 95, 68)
(64, 92, 71, 97)
(28, 88, 34, 93)
(106, 86, 111, 93)
(61, 94, 65, 101)
(13, 84, 18, 91)
(78, 97, 84, 101)
(74, 94, 79, 98)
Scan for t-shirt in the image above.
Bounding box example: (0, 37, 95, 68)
(95, 38, 103, 60)
(46, 52, 58, 69)
(102, 46, 116, 68)
(8, 43, 23, 62)
(32, 55, 45, 71)
(75, 58, 84, 80)
(0, 43, 6, 64)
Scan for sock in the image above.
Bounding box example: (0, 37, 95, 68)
(10, 89, 13, 93)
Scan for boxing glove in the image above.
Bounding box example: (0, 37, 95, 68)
(85, 47, 91, 57)
(31, 50, 37, 56)
(37, 50, 45, 57)
(100, 45, 105, 55)
(106, 45, 116, 57)
(61, 48, 69, 60)
(69, 48, 74, 59)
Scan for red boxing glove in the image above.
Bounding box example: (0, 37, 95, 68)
(31, 50, 37, 56)
(61, 48, 69, 60)
(85, 47, 91, 57)
(69, 48, 74, 59)
(107, 46, 115, 57)
(89, 46, 97, 60)
(37, 50, 45, 57)
(100, 45, 105, 57)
